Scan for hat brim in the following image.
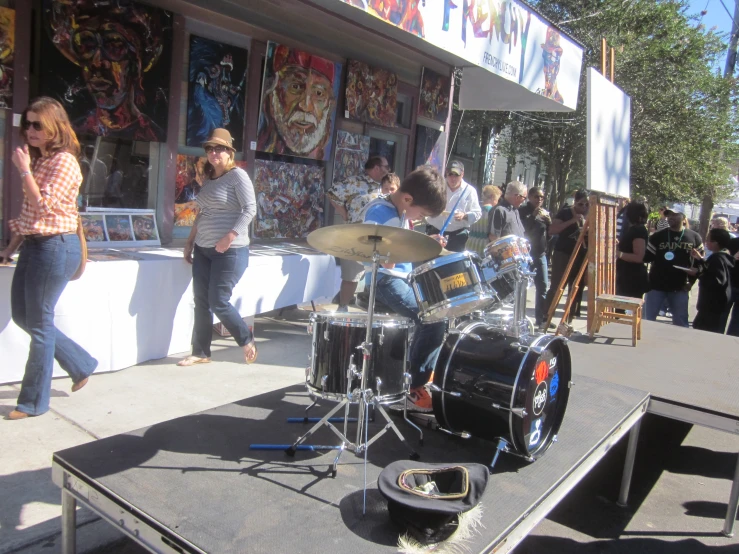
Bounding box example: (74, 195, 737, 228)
(663, 209, 683, 216)
(448, 170, 462, 176)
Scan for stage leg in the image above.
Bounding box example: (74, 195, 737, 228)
(722, 453, 739, 537)
(617, 418, 642, 507)
(61, 488, 77, 554)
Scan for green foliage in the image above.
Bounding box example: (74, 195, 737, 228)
(453, 0, 739, 211)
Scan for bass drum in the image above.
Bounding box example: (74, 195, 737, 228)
(432, 321, 571, 460)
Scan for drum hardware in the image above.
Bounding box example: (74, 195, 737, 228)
(427, 382, 462, 398)
(489, 404, 528, 418)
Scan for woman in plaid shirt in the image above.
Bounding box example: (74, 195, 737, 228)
(1, 97, 97, 420)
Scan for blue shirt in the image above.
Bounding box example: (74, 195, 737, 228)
(362, 196, 412, 281)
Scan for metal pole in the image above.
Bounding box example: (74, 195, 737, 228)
(617, 418, 642, 507)
(722, 453, 739, 537)
(61, 488, 77, 554)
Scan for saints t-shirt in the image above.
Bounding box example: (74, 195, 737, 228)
(362, 196, 412, 282)
(645, 227, 703, 292)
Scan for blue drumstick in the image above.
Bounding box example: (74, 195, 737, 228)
(439, 186, 470, 235)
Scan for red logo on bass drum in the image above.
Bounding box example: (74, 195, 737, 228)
(535, 360, 549, 384)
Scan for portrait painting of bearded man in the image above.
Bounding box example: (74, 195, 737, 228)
(41, 0, 172, 142)
(257, 42, 341, 161)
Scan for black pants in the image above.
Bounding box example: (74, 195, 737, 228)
(544, 249, 585, 319)
(693, 309, 725, 334)
(426, 225, 469, 252)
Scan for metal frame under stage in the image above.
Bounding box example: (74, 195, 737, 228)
(51, 376, 649, 554)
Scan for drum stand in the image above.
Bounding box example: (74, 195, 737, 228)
(285, 242, 420, 478)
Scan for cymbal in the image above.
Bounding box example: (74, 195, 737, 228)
(307, 223, 442, 263)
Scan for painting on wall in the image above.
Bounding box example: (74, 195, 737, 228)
(345, 60, 397, 128)
(332, 130, 370, 185)
(254, 159, 324, 239)
(0, 7, 14, 109)
(257, 41, 341, 161)
(418, 68, 450, 123)
(81, 214, 107, 242)
(413, 125, 445, 171)
(40, 0, 173, 142)
(186, 35, 248, 150)
(174, 155, 247, 227)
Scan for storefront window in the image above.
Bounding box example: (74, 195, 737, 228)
(370, 130, 408, 178)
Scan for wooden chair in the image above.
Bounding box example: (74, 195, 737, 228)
(589, 294, 644, 347)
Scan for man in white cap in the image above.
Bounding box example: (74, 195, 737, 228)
(424, 161, 481, 252)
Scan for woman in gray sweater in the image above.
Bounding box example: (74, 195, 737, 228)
(179, 128, 258, 366)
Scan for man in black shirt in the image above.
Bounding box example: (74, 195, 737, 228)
(720, 235, 739, 336)
(544, 190, 589, 323)
(488, 180, 526, 241)
(643, 208, 703, 327)
(519, 187, 551, 326)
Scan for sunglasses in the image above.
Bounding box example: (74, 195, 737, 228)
(22, 120, 43, 132)
(204, 145, 229, 154)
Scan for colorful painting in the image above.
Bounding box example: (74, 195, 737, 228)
(332, 130, 370, 185)
(257, 41, 341, 161)
(254, 159, 324, 239)
(81, 214, 106, 242)
(40, 0, 173, 142)
(186, 35, 248, 150)
(105, 215, 133, 241)
(345, 60, 397, 128)
(414, 126, 446, 171)
(0, 7, 14, 109)
(418, 68, 450, 123)
(174, 155, 247, 226)
(132, 214, 159, 241)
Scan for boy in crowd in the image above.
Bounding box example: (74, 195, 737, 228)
(361, 166, 447, 410)
(381, 172, 400, 195)
(687, 229, 735, 333)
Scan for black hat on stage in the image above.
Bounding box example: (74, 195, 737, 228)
(378, 461, 489, 551)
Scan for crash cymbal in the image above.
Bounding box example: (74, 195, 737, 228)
(307, 223, 442, 263)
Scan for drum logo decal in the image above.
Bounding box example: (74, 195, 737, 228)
(529, 418, 542, 447)
(550, 372, 560, 399)
(535, 360, 549, 384)
(549, 356, 558, 369)
(533, 382, 547, 416)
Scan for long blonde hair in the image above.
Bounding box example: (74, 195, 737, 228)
(203, 149, 236, 179)
(21, 97, 80, 161)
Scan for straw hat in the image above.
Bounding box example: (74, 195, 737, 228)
(203, 128, 235, 151)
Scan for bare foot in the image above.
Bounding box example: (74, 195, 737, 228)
(243, 341, 258, 364)
(177, 356, 211, 367)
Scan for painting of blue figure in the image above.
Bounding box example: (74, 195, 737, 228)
(186, 35, 248, 151)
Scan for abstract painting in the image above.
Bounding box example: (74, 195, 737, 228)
(332, 130, 370, 185)
(254, 159, 324, 239)
(0, 7, 14, 109)
(418, 68, 450, 123)
(345, 59, 397, 128)
(414, 125, 445, 171)
(186, 35, 248, 150)
(40, 0, 173, 142)
(257, 41, 341, 161)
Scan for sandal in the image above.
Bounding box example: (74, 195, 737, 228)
(244, 341, 258, 365)
(177, 356, 211, 367)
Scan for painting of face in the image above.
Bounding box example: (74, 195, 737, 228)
(257, 42, 341, 161)
(41, 0, 172, 142)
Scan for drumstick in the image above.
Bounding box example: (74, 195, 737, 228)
(439, 187, 470, 235)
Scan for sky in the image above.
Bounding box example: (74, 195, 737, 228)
(689, 0, 737, 71)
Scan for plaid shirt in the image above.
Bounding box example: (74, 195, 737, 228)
(9, 151, 82, 236)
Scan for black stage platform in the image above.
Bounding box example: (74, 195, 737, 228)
(569, 319, 739, 536)
(53, 375, 648, 554)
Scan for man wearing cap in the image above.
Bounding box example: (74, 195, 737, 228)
(643, 208, 704, 327)
(326, 155, 390, 310)
(257, 44, 337, 159)
(487, 180, 527, 243)
(424, 161, 481, 252)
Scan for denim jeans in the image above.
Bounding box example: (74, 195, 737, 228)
(11, 234, 98, 416)
(644, 289, 690, 327)
(531, 254, 549, 324)
(192, 244, 252, 358)
(374, 274, 446, 388)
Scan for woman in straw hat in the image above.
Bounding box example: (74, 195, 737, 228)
(179, 128, 258, 366)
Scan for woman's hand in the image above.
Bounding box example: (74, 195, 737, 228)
(184, 242, 194, 265)
(12, 145, 31, 173)
(0, 248, 13, 265)
(690, 248, 703, 261)
(215, 231, 237, 253)
(685, 268, 698, 277)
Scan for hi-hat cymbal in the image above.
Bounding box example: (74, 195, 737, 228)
(307, 223, 442, 263)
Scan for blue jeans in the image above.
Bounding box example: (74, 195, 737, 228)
(644, 289, 690, 327)
(11, 234, 98, 416)
(192, 244, 253, 358)
(531, 254, 549, 324)
(374, 274, 446, 389)
(722, 286, 739, 337)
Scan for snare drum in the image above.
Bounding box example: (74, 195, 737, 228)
(409, 251, 497, 322)
(483, 235, 532, 273)
(432, 321, 571, 461)
(307, 312, 410, 404)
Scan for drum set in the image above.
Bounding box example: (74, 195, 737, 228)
(285, 223, 572, 476)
